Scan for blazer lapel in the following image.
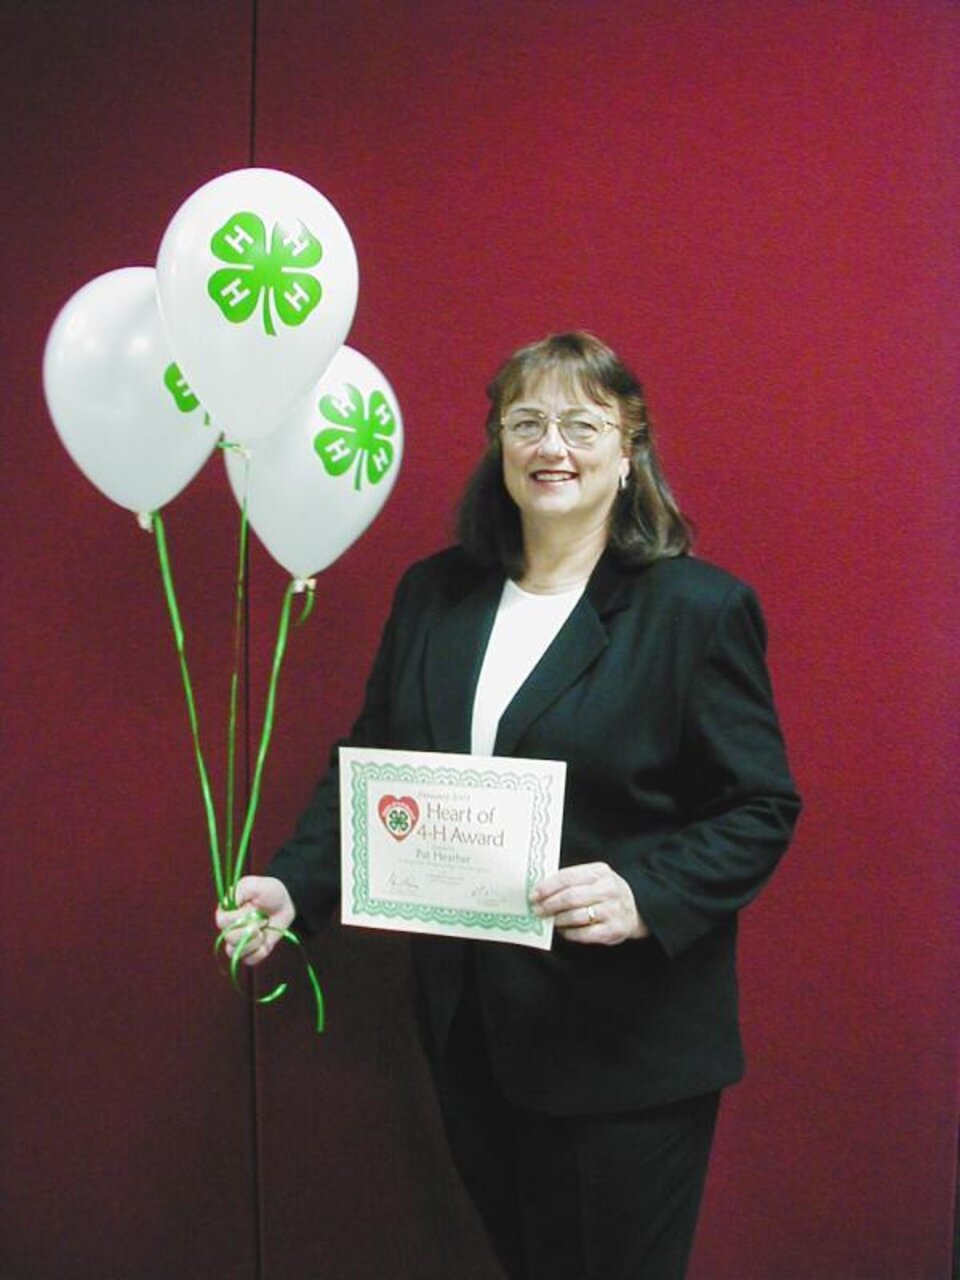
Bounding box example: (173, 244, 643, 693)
(424, 568, 503, 752)
(422, 552, 639, 757)
(494, 554, 636, 756)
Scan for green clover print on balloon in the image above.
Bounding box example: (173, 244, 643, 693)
(314, 384, 397, 492)
(207, 211, 323, 337)
(164, 362, 211, 426)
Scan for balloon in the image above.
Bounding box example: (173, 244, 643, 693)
(156, 168, 359, 442)
(42, 267, 219, 513)
(225, 346, 403, 578)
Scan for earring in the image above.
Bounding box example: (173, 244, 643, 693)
(619, 471, 628, 492)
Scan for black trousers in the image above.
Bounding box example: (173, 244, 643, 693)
(429, 959, 720, 1280)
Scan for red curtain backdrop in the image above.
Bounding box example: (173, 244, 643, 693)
(2, 3, 956, 1278)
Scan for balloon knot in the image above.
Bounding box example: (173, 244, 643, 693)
(219, 440, 251, 461)
(137, 511, 154, 532)
(292, 577, 316, 594)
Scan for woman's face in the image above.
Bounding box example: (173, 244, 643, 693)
(500, 372, 629, 537)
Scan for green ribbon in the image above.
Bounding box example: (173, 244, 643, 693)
(148, 505, 325, 1032)
(152, 511, 224, 904)
(214, 910, 325, 1034)
(224, 465, 249, 897)
(230, 578, 297, 893)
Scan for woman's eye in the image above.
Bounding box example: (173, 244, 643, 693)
(568, 420, 599, 439)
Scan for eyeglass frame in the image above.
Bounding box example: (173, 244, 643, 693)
(498, 406, 621, 449)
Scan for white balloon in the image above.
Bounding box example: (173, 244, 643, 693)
(225, 346, 403, 578)
(157, 168, 359, 442)
(42, 267, 219, 513)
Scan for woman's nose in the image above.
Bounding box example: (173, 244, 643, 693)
(535, 421, 568, 456)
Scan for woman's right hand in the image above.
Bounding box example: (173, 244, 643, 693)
(215, 875, 296, 967)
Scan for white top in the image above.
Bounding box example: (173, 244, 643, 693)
(470, 578, 587, 756)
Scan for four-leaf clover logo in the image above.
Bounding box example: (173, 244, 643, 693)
(388, 809, 411, 836)
(163, 362, 211, 426)
(314, 384, 397, 491)
(207, 211, 323, 337)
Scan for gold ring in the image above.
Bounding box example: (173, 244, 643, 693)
(586, 904, 597, 925)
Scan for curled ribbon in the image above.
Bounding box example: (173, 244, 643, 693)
(215, 909, 325, 1034)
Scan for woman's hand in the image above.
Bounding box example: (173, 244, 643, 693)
(215, 875, 296, 967)
(530, 862, 650, 945)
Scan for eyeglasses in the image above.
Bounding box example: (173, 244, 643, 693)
(500, 407, 619, 449)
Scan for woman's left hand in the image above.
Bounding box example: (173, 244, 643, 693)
(530, 862, 650, 945)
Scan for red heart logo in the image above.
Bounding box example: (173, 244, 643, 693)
(377, 794, 420, 841)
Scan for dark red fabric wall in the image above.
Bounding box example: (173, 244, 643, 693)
(1, 6, 262, 1277)
(3, 3, 956, 1278)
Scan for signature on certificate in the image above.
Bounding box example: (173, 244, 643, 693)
(469, 884, 506, 907)
(388, 871, 422, 895)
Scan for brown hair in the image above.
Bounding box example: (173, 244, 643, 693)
(456, 332, 693, 577)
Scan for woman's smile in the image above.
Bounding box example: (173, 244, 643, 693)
(528, 466, 578, 485)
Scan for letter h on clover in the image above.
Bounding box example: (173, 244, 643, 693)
(314, 384, 398, 491)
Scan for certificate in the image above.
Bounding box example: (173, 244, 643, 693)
(339, 746, 566, 948)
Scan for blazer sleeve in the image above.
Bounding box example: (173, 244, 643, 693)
(264, 570, 410, 935)
(621, 581, 802, 959)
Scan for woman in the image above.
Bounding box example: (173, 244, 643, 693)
(218, 332, 801, 1279)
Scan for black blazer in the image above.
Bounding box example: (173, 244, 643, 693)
(269, 546, 801, 1114)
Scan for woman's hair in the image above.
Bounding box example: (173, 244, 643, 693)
(456, 331, 693, 578)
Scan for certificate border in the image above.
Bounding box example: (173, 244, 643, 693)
(347, 758, 560, 939)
